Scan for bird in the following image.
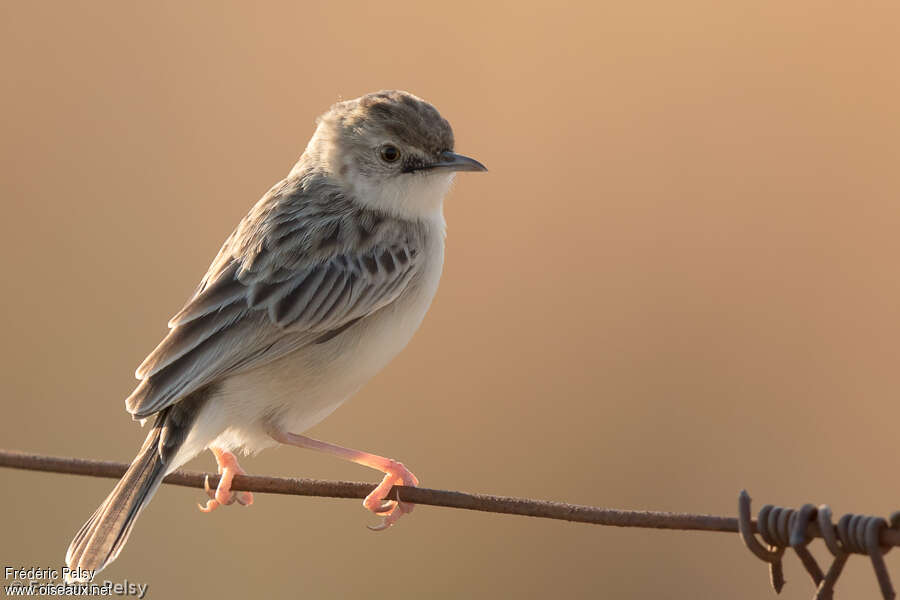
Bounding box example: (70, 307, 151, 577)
(64, 90, 486, 581)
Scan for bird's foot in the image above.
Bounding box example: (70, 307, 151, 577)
(198, 447, 254, 513)
(262, 428, 420, 531)
(364, 459, 419, 531)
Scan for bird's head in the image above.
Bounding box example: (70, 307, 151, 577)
(298, 90, 486, 220)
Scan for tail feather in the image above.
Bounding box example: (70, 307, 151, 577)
(65, 422, 167, 581)
(65, 388, 208, 582)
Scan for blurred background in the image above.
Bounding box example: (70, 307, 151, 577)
(1, 1, 899, 598)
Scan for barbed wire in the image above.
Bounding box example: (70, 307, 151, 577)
(739, 491, 900, 599)
(2, 449, 898, 598)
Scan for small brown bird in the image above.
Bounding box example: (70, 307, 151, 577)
(65, 90, 486, 581)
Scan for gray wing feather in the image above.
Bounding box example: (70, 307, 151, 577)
(126, 176, 422, 419)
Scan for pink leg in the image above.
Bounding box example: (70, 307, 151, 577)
(198, 447, 254, 513)
(267, 427, 418, 531)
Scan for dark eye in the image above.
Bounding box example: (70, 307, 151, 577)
(379, 144, 401, 163)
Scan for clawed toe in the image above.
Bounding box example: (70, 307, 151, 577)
(216, 485, 237, 506)
(367, 501, 415, 531)
(197, 448, 253, 513)
(374, 500, 395, 515)
(363, 496, 395, 515)
(198, 475, 221, 512)
(362, 460, 418, 531)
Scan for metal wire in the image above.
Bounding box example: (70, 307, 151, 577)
(3, 449, 900, 598)
(0, 449, 743, 530)
(739, 490, 900, 600)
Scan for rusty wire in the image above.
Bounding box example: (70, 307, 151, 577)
(3, 449, 900, 597)
(739, 490, 900, 599)
(0, 449, 740, 531)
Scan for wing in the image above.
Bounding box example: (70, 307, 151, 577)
(125, 176, 423, 419)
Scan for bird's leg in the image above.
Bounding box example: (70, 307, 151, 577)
(267, 427, 418, 531)
(198, 446, 254, 513)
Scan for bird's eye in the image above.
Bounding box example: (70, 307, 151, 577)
(379, 145, 401, 163)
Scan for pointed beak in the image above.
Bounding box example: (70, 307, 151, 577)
(432, 151, 488, 173)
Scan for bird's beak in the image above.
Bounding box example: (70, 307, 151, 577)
(432, 151, 488, 173)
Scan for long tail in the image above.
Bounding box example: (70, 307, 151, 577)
(65, 391, 206, 582)
(65, 416, 168, 581)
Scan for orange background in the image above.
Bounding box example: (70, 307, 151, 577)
(1, 2, 899, 598)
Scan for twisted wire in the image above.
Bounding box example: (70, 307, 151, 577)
(740, 490, 900, 600)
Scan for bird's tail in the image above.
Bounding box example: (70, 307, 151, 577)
(65, 416, 169, 582)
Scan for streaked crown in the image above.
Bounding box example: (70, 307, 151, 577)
(327, 90, 455, 156)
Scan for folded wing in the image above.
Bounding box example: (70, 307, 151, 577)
(126, 179, 421, 419)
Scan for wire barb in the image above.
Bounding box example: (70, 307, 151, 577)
(739, 490, 899, 599)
